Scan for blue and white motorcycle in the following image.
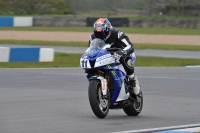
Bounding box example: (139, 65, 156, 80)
(80, 38, 143, 118)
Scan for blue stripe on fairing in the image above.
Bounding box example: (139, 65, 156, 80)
(9, 48, 40, 62)
(0, 17, 13, 26)
(110, 69, 125, 106)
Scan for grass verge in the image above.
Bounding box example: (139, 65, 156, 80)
(0, 40, 88, 47)
(0, 53, 200, 68)
(0, 40, 200, 51)
(1, 27, 200, 35)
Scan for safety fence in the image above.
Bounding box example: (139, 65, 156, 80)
(0, 17, 33, 27)
(0, 16, 199, 28)
(0, 47, 54, 62)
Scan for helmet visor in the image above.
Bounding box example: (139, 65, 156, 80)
(94, 23, 106, 32)
(96, 25, 103, 32)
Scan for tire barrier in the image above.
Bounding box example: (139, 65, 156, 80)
(129, 18, 200, 28)
(0, 17, 33, 27)
(0, 16, 199, 28)
(0, 47, 54, 62)
(33, 17, 87, 26)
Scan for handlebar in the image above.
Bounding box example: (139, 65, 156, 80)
(106, 48, 121, 54)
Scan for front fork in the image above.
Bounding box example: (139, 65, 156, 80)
(89, 76, 108, 98)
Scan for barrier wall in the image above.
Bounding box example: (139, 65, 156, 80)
(14, 17, 33, 26)
(129, 18, 200, 28)
(0, 17, 33, 27)
(33, 17, 87, 26)
(33, 17, 200, 28)
(0, 17, 13, 26)
(0, 47, 54, 62)
(0, 16, 199, 28)
(0, 47, 10, 62)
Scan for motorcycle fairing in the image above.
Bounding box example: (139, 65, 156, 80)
(83, 48, 100, 58)
(88, 69, 127, 106)
(106, 68, 126, 105)
(81, 40, 130, 106)
(80, 48, 101, 69)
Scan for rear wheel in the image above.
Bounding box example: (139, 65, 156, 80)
(123, 90, 143, 116)
(88, 80, 109, 118)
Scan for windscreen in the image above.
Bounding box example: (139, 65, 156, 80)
(89, 38, 106, 49)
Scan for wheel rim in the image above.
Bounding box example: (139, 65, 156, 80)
(133, 93, 143, 111)
(133, 101, 141, 111)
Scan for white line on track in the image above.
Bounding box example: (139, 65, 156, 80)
(174, 127, 200, 132)
(110, 123, 200, 133)
(186, 65, 200, 68)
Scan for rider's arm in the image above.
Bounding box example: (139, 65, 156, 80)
(117, 31, 134, 55)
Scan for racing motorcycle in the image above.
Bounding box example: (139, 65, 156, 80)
(80, 38, 143, 118)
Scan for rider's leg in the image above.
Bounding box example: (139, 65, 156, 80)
(120, 55, 140, 95)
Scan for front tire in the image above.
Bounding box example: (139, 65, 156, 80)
(88, 80, 109, 118)
(123, 90, 143, 116)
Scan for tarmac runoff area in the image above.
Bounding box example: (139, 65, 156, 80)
(0, 67, 200, 133)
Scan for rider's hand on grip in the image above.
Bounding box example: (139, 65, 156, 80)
(112, 50, 127, 60)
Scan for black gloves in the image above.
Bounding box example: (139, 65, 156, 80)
(113, 50, 127, 60)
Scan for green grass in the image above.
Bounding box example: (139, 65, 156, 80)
(0, 53, 80, 68)
(0, 53, 200, 68)
(0, 40, 88, 47)
(134, 43, 200, 51)
(1, 26, 200, 35)
(1, 40, 200, 51)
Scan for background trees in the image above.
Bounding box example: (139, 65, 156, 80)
(0, 0, 199, 16)
(165, 0, 200, 16)
(0, 0, 70, 15)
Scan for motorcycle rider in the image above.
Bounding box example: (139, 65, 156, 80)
(88, 18, 140, 95)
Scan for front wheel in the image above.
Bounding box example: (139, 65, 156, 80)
(88, 80, 109, 118)
(123, 90, 143, 116)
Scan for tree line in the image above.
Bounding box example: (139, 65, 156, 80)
(0, 0, 199, 16)
(0, 0, 70, 15)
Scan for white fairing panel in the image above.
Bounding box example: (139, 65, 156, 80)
(116, 82, 130, 102)
(95, 54, 115, 68)
(113, 64, 126, 74)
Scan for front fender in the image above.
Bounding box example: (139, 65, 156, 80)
(89, 76, 107, 96)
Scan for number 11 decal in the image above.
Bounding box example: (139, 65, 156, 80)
(81, 60, 88, 68)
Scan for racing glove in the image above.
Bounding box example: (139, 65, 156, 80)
(113, 50, 127, 60)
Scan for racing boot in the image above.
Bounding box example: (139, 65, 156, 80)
(128, 73, 140, 95)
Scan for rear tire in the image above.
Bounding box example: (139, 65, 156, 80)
(123, 90, 143, 116)
(88, 80, 109, 118)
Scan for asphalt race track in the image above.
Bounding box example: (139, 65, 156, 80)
(0, 67, 200, 133)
